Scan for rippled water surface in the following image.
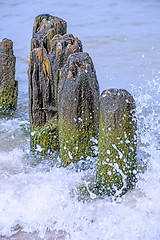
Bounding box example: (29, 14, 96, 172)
(0, 0, 160, 239)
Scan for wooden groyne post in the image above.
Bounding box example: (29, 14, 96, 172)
(58, 52, 100, 167)
(95, 89, 137, 197)
(0, 38, 18, 112)
(29, 14, 82, 153)
(28, 14, 137, 198)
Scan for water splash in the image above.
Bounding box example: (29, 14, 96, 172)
(0, 76, 160, 239)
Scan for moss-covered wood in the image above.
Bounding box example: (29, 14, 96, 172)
(31, 120, 59, 154)
(0, 38, 18, 112)
(58, 52, 100, 167)
(95, 89, 137, 197)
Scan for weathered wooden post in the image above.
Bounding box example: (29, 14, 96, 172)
(0, 38, 18, 112)
(58, 52, 100, 167)
(32, 14, 67, 39)
(29, 14, 82, 153)
(49, 34, 83, 108)
(95, 89, 137, 197)
(28, 47, 59, 153)
(31, 14, 67, 51)
(29, 14, 67, 153)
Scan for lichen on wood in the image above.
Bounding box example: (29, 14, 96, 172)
(58, 52, 100, 167)
(95, 88, 137, 197)
(0, 38, 18, 112)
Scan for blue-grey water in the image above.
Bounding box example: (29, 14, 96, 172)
(0, 0, 160, 239)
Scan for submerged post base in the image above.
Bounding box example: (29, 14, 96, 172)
(31, 120, 59, 154)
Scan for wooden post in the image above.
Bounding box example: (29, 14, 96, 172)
(29, 14, 67, 153)
(32, 14, 67, 38)
(28, 47, 59, 153)
(29, 15, 82, 153)
(95, 89, 137, 197)
(58, 52, 100, 167)
(31, 14, 67, 52)
(0, 38, 18, 112)
(49, 34, 83, 108)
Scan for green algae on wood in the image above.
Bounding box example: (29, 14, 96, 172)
(0, 78, 18, 112)
(31, 120, 59, 154)
(58, 52, 100, 167)
(95, 89, 137, 197)
(0, 38, 18, 112)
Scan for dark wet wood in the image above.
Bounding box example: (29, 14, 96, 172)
(31, 14, 67, 52)
(58, 52, 100, 166)
(0, 38, 16, 89)
(0, 38, 18, 112)
(50, 34, 83, 107)
(29, 47, 57, 129)
(29, 15, 82, 129)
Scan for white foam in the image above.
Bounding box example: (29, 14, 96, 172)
(0, 149, 24, 175)
(0, 77, 157, 239)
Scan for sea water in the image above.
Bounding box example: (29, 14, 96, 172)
(0, 0, 160, 239)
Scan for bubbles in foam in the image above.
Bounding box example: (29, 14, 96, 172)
(0, 149, 24, 175)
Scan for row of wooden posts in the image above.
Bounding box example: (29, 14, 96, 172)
(0, 14, 137, 197)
